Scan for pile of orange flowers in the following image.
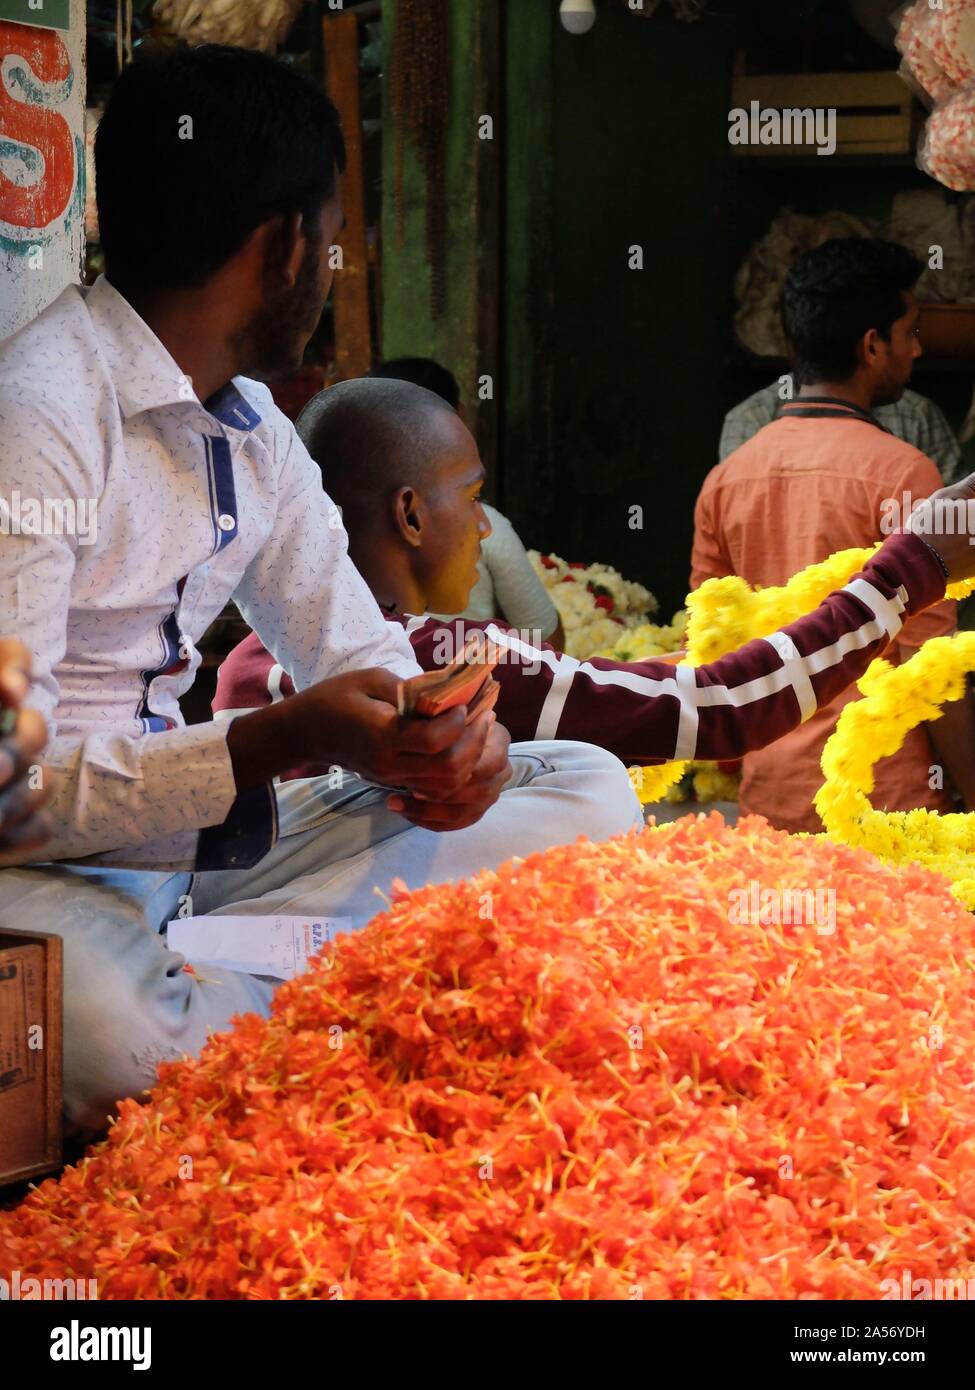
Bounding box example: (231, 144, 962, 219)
(4, 815, 975, 1299)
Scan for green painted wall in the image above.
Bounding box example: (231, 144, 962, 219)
(380, 0, 499, 479)
(382, 2, 741, 613)
(381, 3, 965, 617)
(514, 5, 739, 614)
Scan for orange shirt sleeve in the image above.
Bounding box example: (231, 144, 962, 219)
(690, 477, 732, 591)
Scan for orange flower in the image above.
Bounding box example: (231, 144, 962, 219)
(3, 816, 975, 1299)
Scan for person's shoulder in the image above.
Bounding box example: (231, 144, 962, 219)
(724, 380, 781, 421)
(840, 426, 941, 495)
(878, 431, 943, 478)
(703, 423, 779, 487)
(481, 503, 515, 536)
(232, 375, 276, 415)
(233, 376, 308, 462)
(862, 421, 932, 461)
(479, 504, 521, 560)
(0, 283, 98, 402)
(898, 387, 945, 419)
(874, 389, 949, 436)
(0, 281, 88, 346)
(233, 376, 284, 434)
(0, 289, 109, 482)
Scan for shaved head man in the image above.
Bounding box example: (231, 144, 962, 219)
(297, 378, 492, 617)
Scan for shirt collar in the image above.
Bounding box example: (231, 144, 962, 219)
(202, 380, 263, 432)
(83, 274, 263, 433)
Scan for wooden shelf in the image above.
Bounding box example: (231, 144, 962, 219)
(730, 65, 919, 160)
(732, 153, 921, 172)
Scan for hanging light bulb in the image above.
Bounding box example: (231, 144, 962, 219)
(559, 0, 597, 34)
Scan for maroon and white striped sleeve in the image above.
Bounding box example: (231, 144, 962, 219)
(212, 532, 946, 770)
(425, 531, 944, 765)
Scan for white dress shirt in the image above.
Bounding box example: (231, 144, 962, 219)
(0, 275, 420, 868)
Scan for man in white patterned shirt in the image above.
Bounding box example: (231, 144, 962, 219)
(0, 47, 640, 1132)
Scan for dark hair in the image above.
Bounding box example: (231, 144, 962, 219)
(369, 357, 460, 410)
(95, 44, 346, 291)
(782, 238, 922, 385)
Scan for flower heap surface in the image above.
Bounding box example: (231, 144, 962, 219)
(528, 551, 657, 659)
(4, 817, 975, 1300)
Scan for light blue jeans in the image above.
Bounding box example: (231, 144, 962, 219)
(0, 741, 642, 1132)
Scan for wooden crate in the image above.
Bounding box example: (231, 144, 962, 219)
(0, 928, 62, 1185)
(730, 66, 918, 158)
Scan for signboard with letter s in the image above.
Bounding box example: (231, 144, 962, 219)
(0, 1, 70, 33)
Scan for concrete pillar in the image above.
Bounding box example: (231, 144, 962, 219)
(0, 0, 86, 340)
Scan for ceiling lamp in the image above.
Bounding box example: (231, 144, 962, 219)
(560, 0, 597, 35)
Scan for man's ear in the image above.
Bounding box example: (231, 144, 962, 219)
(860, 327, 881, 367)
(393, 486, 423, 548)
(255, 209, 305, 286)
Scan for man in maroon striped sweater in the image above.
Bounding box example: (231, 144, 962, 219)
(212, 378, 975, 813)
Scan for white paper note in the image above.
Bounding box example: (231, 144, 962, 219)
(166, 914, 348, 980)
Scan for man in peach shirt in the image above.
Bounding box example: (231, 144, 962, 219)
(693, 238, 975, 833)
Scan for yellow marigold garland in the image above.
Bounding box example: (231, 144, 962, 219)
(816, 635, 975, 910)
(629, 542, 975, 812)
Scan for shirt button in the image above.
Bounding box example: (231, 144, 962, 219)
(218, 513, 236, 533)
